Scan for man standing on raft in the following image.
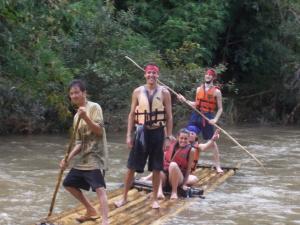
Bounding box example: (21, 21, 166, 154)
(179, 68, 223, 173)
(115, 63, 173, 209)
(60, 79, 109, 224)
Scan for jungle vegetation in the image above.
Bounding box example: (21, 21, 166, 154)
(0, 0, 299, 134)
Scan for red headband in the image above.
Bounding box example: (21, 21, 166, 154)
(205, 69, 216, 77)
(145, 65, 159, 73)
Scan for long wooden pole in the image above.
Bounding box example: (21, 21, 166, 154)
(47, 118, 81, 217)
(125, 55, 266, 173)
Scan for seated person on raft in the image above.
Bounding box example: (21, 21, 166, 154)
(141, 126, 220, 186)
(141, 128, 219, 200)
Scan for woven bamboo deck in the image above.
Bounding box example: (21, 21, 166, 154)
(35, 164, 240, 225)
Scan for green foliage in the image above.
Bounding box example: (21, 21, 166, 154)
(115, 0, 230, 66)
(0, 0, 73, 129)
(0, 0, 162, 133)
(59, 0, 160, 122)
(0, 0, 299, 134)
(218, 0, 300, 123)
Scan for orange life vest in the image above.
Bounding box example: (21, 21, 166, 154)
(135, 86, 166, 127)
(195, 85, 217, 113)
(163, 141, 191, 174)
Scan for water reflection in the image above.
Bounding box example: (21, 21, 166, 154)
(0, 126, 299, 225)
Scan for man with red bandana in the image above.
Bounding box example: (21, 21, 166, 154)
(115, 63, 173, 209)
(179, 68, 223, 173)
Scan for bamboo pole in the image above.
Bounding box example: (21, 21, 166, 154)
(35, 165, 239, 225)
(110, 194, 153, 225)
(109, 192, 149, 219)
(45, 187, 124, 223)
(135, 202, 177, 225)
(47, 118, 81, 217)
(48, 190, 144, 225)
(204, 169, 235, 194)
(196, 170, 218, 187)
(125, 55, 266, 173)
(193, 168, 211, 180)
(120, 199, 176, 225)
(204, 162, 241, 194)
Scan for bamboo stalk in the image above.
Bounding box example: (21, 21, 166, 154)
(201, 171, 224, 190)
(48, 189, 141, 224)
(36, 164, 240, 225)
(109, 192, 150, 219)
(196, 170, 217, 187)
(197, 163, 240, 171)
(135, 205, 173, 225)
(150, 166, 237, 225)
(205, 169, 235, 194)
(193, 168, 211, 180)
(110, 195, 154, 225)
(47, 118, 81, 218)
(122, 199, 177, 225)
(149, 200, 189, 225)
(205, 163, 240, 194)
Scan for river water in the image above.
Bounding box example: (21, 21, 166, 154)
(0, 126, 299, 225)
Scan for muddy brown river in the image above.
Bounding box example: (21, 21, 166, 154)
(0, 126, 299, 225)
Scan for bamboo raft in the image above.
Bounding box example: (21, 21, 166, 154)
(35, 164, 240, 225)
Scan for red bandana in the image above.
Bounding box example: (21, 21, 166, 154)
(206, 69, 216, 77)
(145, 65, 159, 73)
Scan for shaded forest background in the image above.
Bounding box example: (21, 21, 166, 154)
(0, 0, 299, 134)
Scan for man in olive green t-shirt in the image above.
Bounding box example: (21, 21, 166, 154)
(60, 79, 108, 225)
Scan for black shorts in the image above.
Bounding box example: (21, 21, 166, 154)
(63, 168, 106, 191)
(188, 111, 215, 140)
(127, 126, 164, 173)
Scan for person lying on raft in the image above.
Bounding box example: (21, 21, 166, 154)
(158, 128, 220, 199)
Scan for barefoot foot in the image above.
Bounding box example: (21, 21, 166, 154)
(152, 201, 160, 209)
(114, 199, 127, 208)
(170, 192, 178, 200)
(102, 219, 109, 225)
(216, 167, 224, 173)
(157, 193, 165, 200)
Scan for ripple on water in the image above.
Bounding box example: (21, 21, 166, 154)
(0, 213, 13, 225)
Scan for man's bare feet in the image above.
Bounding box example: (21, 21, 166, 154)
(114, 199, 128, 208)
(157, 192, 165, 200)
(102, 219, 109, 225)
(216, 166, 224, 173)
(152, 200, 160, 209)
(85, 208, 98, 217)
(76, 215, 99, 223)
(170, 192, 178, 200)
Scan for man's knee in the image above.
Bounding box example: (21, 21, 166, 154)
(95, 187, 106, 197)
(169, 162, 180, 172)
